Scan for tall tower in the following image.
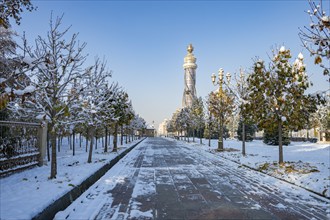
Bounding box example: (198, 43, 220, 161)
(182, 44, 197, 107)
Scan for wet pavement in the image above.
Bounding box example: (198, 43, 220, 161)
(59, 137, 329, 220)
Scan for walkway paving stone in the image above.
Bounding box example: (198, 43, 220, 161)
(59, 137, 329, 220)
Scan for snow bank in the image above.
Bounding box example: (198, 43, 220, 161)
(0, 136, 142, 220)
(181, 138, 330, 198)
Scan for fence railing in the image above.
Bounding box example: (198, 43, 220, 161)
(0, 121, 47, 177)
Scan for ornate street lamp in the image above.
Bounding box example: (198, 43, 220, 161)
(211, 68, 231, 151)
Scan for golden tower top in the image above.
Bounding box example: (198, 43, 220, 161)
(183, 43, 197, 69)
(187, 44, 194, 53)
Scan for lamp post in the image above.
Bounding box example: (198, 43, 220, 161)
(211, 68, 231, 151)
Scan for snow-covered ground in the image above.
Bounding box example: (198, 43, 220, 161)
(55, 137, 329, 219)
(179, 137, 330, 198)
(0, 136, 142, 220)
(0, 136, 328, 219)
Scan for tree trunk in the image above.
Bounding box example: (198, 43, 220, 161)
(85, 137, 88, 153)
(105, 126, 108, 153)
(87, 127, 94, 163)
(108, 133, 111, 146)
(95, 137, 98, 149)
(113, 123, 118, 152)
(278, 120, 283, 164)
(208, 122, 211, 147)
(199, 129, 202, 144)
(50, 132, 57, 179)
(306, 129, 309, 140)
(69, 135, 72, 150)
(120, 125, 124, 145)
(79, 133, 82, 148)
(47, 132, 50, 162)
(102, 135, 104, 148)
(242, 121, 246, 156)
(57, 136, 60, 152)
(193, 129, 195, 142)
(72, 131, 75, 156)
(218, 117, 224, 151)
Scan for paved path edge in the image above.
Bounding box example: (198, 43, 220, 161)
(32, 137, 147, 220)
(174, 138, 330, 201)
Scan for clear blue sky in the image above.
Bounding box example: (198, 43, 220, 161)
(13, 0, 329, 128)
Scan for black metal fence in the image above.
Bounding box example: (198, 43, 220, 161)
(0, 121, 47, 177)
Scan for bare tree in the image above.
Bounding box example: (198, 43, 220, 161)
(9, 14, 87, 178)
(299, 0, 330, 77)
(75, 58, 112, 163)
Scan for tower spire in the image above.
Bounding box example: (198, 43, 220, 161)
(182, 44, 197, 107)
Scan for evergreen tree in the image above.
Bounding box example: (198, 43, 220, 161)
(245, 46, 317, 163)
(263, 127, 290, 146)
(237, 120, 256, 142)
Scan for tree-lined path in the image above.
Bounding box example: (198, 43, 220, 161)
(56, 138, 328, 219)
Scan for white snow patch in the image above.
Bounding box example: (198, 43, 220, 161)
(22, 56, 35, 66)
(105, 176, 126, 185)
(36, 114, 51, 121)
(13, 89, 24, 95)
(274, 203, 287, 209)
(24, 85, 36, 93)
(130, 209, 153, 218)
(132, 181, 156, 198)
(251, 204, 261, 210)
(298, 52, 304, 60)
(5, 87, 11, 93)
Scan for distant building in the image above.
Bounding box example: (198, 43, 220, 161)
(145, 128, 155, 137)
(182, 44, 197, 108)
(158, 119, 168, 136)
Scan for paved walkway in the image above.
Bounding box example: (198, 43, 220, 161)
(58, 137, 329, 220)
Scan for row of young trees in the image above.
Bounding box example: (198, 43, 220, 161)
(167, 97, 205, 144)
(0, 2, 147, 178)
(167, 1, 329, 164)
(167, 46, 327, 164)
